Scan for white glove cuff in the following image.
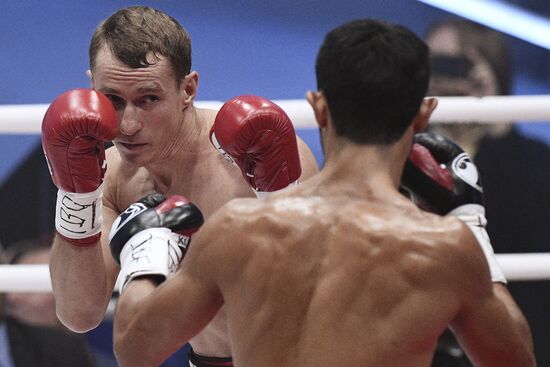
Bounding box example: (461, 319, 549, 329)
(55, 184, 103, 240)
(450, 204, 507, 284)
(116, 228, 186, 294)
(210, 132, 236, 165)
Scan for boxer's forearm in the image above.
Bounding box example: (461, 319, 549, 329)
(493, 283, 535, 357)
(114, 279, 169, 367)
(50, 234, 112, 332)
(114, 253, 224, 367)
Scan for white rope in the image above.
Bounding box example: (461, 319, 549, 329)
(494, 253, 550, 282)
(428, 95, 550, 123)
(0, 253, 549, 293)
(1, 95, 550, 134)
(0, 264, 52, 292)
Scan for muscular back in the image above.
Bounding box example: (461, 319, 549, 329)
(203, 194, 478, 367)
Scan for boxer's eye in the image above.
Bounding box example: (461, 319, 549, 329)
(142, 95, 159, 104)
(137, 95, 160, 109)
(106, 95, 125, 110)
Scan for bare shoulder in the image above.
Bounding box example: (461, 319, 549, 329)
(186, 198, 264, 272)
(201, 198, 267, 235)
(409, 210, 491, 292)
(196, 106, 218, 130)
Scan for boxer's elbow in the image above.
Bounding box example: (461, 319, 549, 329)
(56, 302, 107, 333)
(114, 323, 158, 367)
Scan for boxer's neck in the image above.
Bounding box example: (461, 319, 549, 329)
(319, 140, 408, 201)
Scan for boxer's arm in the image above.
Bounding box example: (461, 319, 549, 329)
(114, 212, 224, 367)
(449, 229, 535, 367)
(43, 89, 119, 332)
(50, 187, 120, 332)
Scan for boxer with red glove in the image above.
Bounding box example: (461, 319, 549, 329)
(401, 131, 506, 283)
(41, 88, 118, 246)
(109, 193, 204, 293)
(210, 95, 302, 198)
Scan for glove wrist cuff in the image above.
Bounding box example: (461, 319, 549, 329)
(448, 204, 487, 227)
(55, 184, 103, 246)
(210, 132, 236, 165)
(116, 228, 185, 294)
(448, 204, 507, 284)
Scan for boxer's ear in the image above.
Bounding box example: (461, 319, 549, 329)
(86, 70, 93, 87)
(306, 91, 329, 129)
(180, 71, 198, 108)
(412, 97, 438, 133)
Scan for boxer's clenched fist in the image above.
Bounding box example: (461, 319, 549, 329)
(401, 131, 506, 283)
(210, 95, 302, 197)
(109, 193, 204, 292)
(41, 88, 118, 246)
(401, 131, 483, 215)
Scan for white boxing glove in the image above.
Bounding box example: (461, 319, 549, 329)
(115, 228, 190, 293)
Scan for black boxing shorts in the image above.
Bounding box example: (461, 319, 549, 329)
(188, 348, 233, 367)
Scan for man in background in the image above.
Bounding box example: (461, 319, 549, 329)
(426, 18, 550, 366)
(1, 236, 97, 367)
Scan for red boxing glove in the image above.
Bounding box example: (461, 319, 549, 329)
(42, 88, 118, 246)
(210, 95, 301, 197)
(42, 88, 118, 193)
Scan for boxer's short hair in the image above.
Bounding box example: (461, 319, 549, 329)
(316, 19, 430, 145)
(89, 6, 192, 86)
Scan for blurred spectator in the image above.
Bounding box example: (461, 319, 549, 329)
(426, 18, 550, 366)
(0, 236, 97, 366)
(426, 18, 513, 156)
(4, 236, 58, 328)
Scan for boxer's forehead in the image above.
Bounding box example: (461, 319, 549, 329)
(91, 46, 176, 95)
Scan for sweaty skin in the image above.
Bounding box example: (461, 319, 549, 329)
(114, 144, 534, 367)
(49, 46, 319, 357)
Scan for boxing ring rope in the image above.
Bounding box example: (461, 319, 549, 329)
(3, 95, 550, 133)
(1, 94, 550, 292)
(0, 252, 550, 293)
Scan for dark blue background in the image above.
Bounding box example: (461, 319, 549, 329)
(2, 1, 550, 366)
(2, 0, 550, 184)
